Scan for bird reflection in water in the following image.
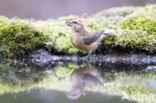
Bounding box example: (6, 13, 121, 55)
(67, 66, 105, 99)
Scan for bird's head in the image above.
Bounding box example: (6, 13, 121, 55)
(66, 20, 84, 33)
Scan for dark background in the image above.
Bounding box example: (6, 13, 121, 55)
(0, 0, 155, 19)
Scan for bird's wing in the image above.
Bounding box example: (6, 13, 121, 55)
(79, 30, 104, 45)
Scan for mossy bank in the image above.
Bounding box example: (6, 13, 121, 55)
(0, 4, 156, 58)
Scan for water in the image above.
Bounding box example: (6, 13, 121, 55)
(0, 60, 155, 103)
(0, 89, 134, 103)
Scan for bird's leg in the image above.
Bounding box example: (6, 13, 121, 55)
(72, 50, 80, 63)
(73, 50, 80, 57)
(83, 50, 96, 60)
(76, 50, 81, 56)
(88, 50, 95, 56)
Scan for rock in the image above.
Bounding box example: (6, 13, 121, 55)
(29, 49, 62, 66)
(146, 65, 156, 71)
(28, 49, 156, 66)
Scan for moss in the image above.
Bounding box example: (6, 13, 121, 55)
(115, 30, 156, 51)
(33, 17, 79, 54)
(115, 5, 156, 52)
(0, 17, 47, 58)
(1, 5, 156, 57)
(119, 5, 156, 35)
(93, 5, 156, 51)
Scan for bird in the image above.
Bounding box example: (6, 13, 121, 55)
(65, 20, 112, 57)
(67, 66, 105, 99)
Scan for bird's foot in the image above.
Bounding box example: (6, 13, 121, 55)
(76, 50, 82, 56)
(83, 50, 95, 60)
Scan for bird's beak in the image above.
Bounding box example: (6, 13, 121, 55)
(65, 21, 73, 26)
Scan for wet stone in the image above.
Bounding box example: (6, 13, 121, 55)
(28, 49, 156, 66)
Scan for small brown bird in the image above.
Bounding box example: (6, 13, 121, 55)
(66, 20, 112, 56)
(67, 66, 105, 99)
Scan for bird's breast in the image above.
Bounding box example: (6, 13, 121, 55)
(70, 34, 97, 51)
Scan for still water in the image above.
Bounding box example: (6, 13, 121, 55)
(0, 60, 155, 103)
(0, 89, 133, 103)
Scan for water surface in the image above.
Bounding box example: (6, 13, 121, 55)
(0, 60, 155, 103)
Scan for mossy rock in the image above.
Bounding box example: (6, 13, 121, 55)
(119, 5, 156, 35)
(0, 17, 47, 58)
(115, 30, 156, 51)
(1, 5, 156, 58)
(117, 5, 156, 51)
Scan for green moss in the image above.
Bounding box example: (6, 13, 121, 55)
(0, 17, 47, 58)
(33, 17, 79, 54)
(114, 5, 156, 51)
(119, 5, 156, 35)
(1, 5, 156, 57)
(116, 30, 156, 50)
(94, 4, 156, 52)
